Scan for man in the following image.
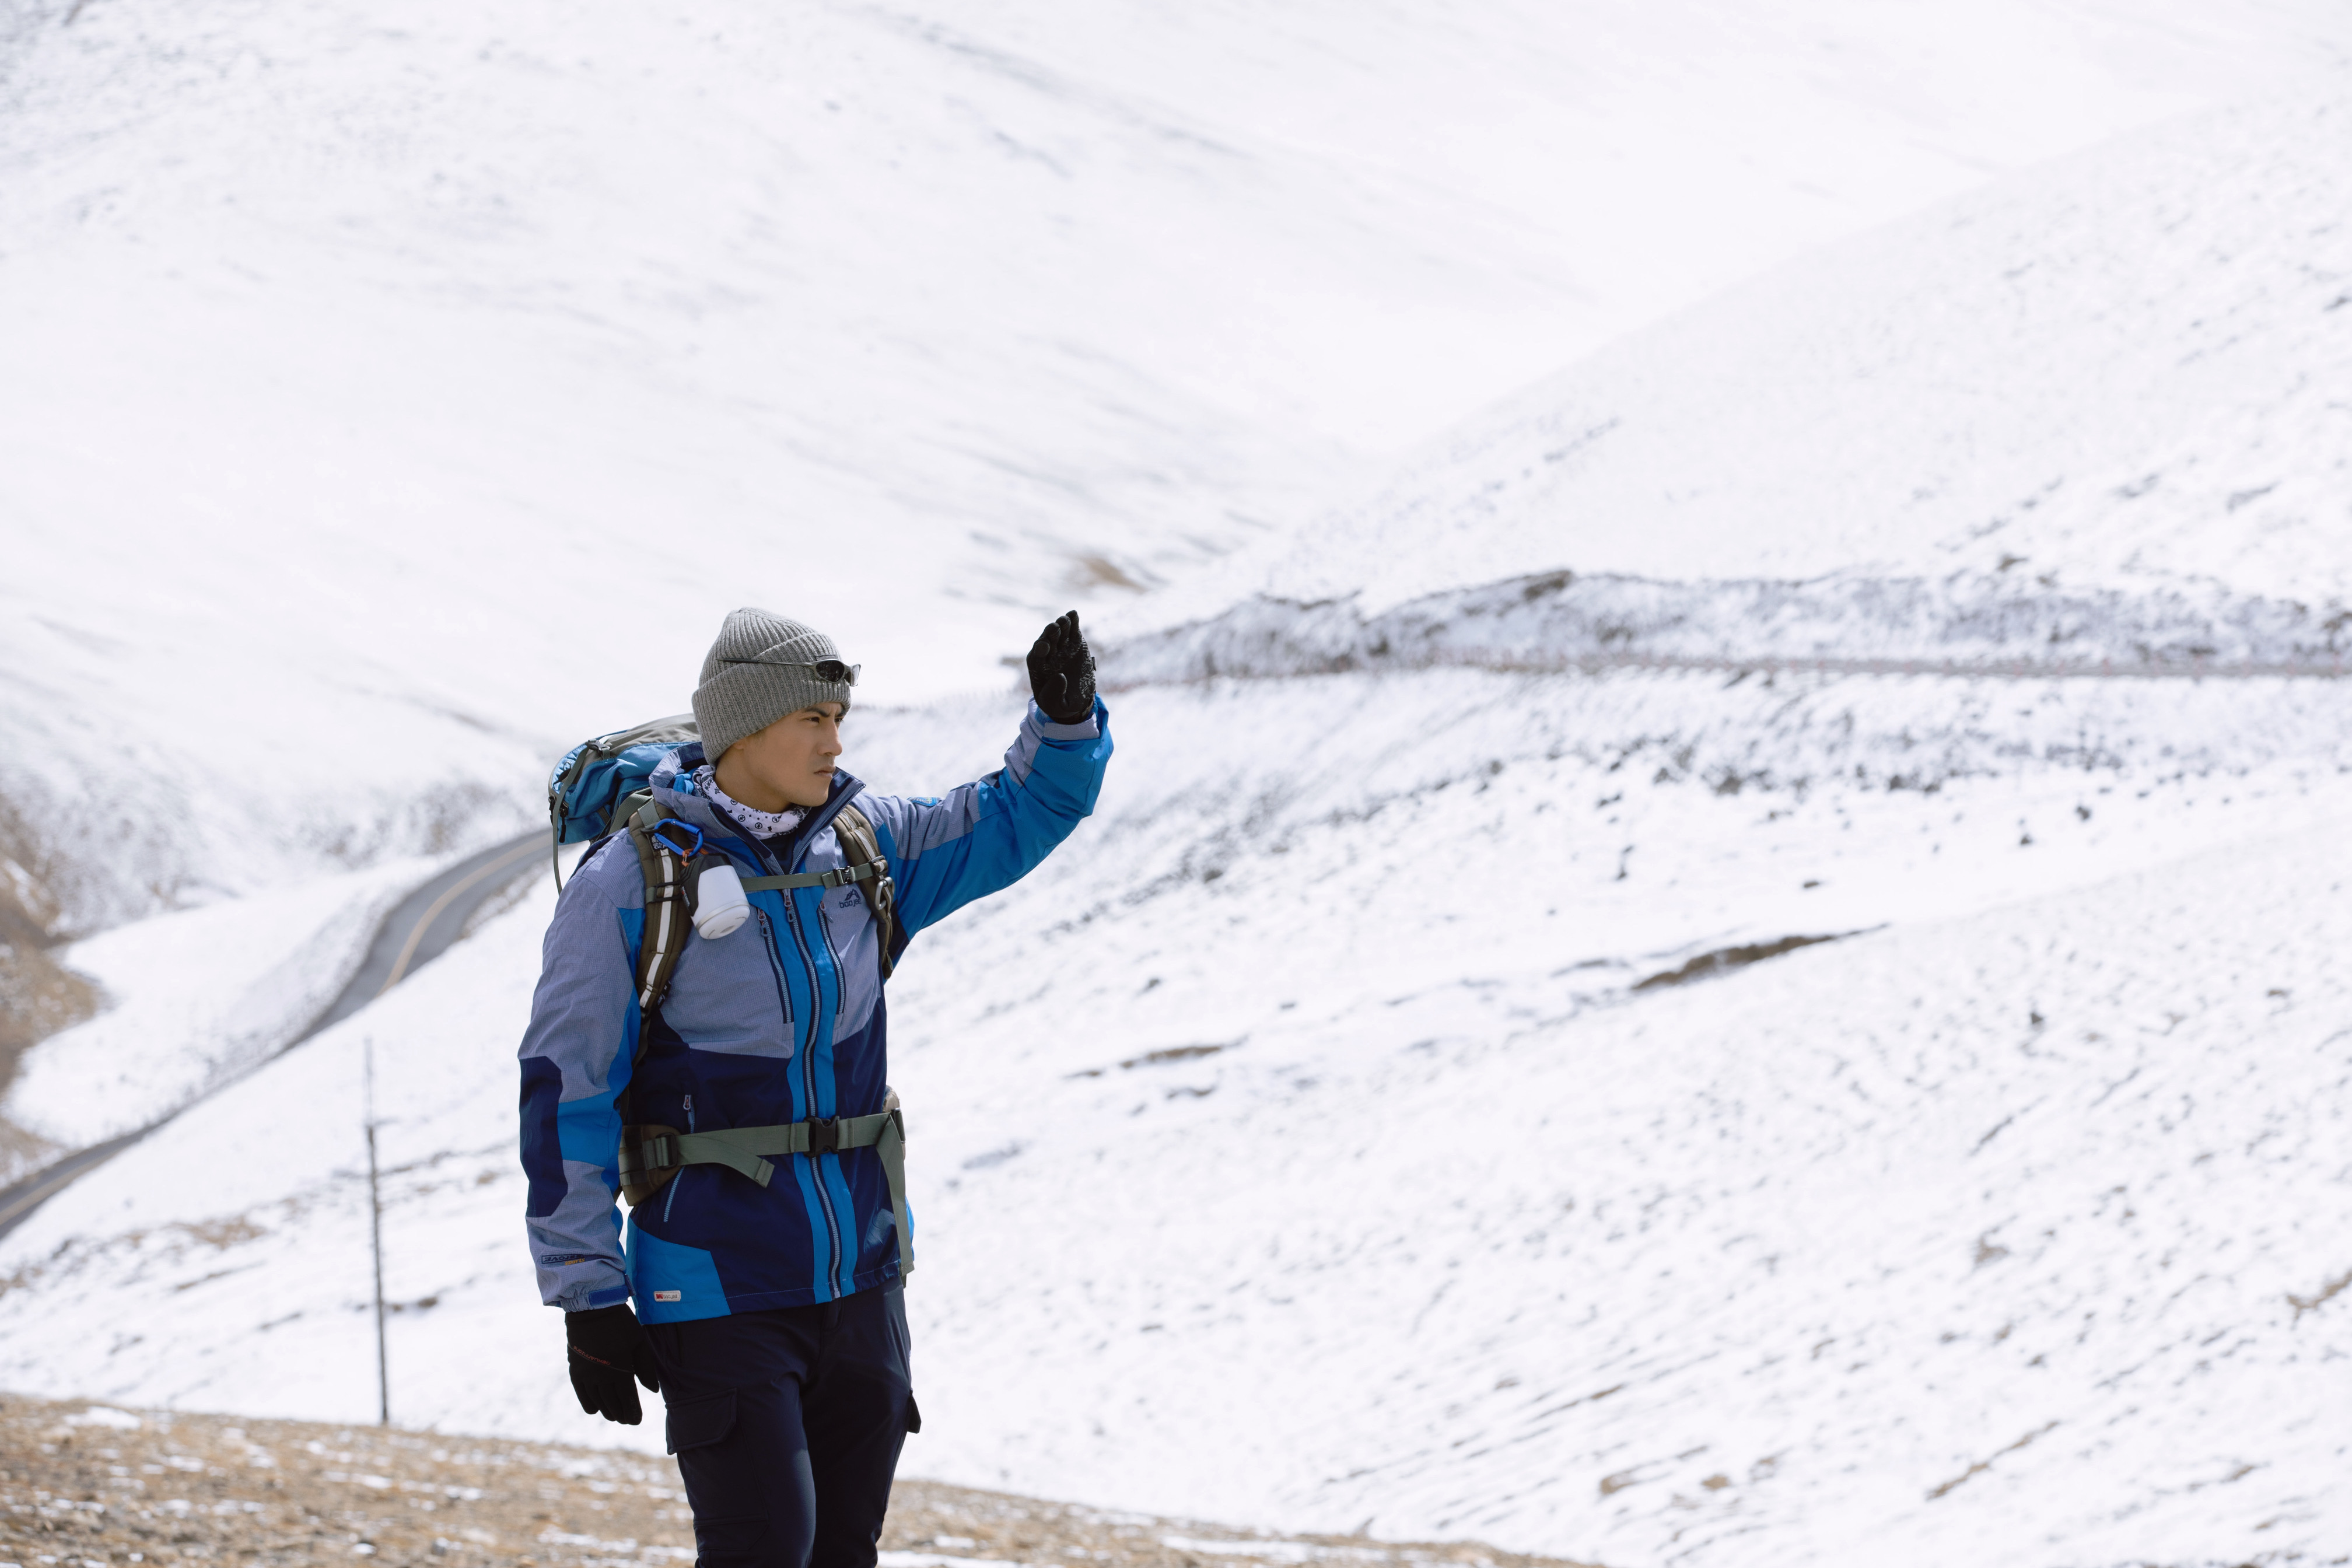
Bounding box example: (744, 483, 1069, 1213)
(519, 607, 1110, 1568)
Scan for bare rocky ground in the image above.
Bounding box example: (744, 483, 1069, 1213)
(1, 1395, 1600, 1568)
(0, 862, 94, 1192)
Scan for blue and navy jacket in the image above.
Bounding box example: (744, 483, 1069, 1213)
(519, 699, 1111, 1321)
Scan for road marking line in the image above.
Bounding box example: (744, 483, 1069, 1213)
(377, 838, 544, 996)
(0, 1155, 107, 1227)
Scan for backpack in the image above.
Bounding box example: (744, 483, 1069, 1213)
(547, 714, 902, 1015)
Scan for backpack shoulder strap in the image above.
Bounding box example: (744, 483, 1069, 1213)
(831, 803, 900, 981)
(624, 797, 695, 1030)
(615, 796, 699, 1190)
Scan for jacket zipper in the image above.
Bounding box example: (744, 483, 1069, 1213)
(777, 893, 847, 1291)
(659, 1096, 694, 1223)
(806, 889, 868, 1288)
(786, 779, 867, 1293)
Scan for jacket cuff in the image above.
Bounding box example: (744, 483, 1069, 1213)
(547, 1263, 632, 1312)
(1029, 698, 1102, 741)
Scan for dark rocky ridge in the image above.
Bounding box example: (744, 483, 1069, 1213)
(1101, 570, 2352, 687)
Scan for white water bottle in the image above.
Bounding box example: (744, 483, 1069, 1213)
(693, 860, 750, 939)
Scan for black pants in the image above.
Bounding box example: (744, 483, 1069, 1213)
(646, 1286, 919, 1568)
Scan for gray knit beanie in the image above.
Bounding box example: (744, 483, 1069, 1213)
(692, 608, 855, 760)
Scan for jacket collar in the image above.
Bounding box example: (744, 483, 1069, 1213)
(648, 744, 866, 872)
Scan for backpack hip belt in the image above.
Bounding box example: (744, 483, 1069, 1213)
(618, 1100, 914, 1279)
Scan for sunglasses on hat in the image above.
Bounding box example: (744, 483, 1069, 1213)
(734, 655, 859, 686)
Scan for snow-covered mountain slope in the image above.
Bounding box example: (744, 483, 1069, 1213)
(0, 854, 433, 1185)
(4, 670, 2348, 1568)
(1121, 87, 2352, 667)
(8, 0, 2352, 933)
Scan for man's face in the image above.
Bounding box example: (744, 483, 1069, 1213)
(719, 703, 845, 811)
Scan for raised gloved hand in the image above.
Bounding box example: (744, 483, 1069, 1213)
(566, 1304, 662, 1424)
(1026, 611, 1097, 725)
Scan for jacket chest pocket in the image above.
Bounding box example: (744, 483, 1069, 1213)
(820, 887, 883, 1041)
(817, 886, 876, 958)
(660, 909, 796, 1058)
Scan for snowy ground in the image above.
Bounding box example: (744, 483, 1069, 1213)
(4, 669, 2348, 1567)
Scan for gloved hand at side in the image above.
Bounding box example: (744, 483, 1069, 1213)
(1026, 611, 1097, 725)
(566, 1304, 663, 1424)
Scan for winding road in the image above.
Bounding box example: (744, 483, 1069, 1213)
(0, 831, 548, 1242)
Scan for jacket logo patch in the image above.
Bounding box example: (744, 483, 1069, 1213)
(653, 1290, 682, 1303)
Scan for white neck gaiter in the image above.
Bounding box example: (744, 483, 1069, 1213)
(694, 764, 805, 839)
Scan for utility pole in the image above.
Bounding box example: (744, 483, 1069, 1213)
(364, 1035, 389, 1427)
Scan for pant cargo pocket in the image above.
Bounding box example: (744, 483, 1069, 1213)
(664, 1389, 738, 1456)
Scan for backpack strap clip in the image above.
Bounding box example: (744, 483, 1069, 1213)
(648, 818, 705, 858)
(616, 1125, 684, 1206)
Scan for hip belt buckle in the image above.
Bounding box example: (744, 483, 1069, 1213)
(806, 1116, 839, 1157)
(624, 1132, 678, 1178)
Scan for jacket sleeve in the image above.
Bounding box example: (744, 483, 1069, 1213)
(517, 846, 641, 1311)
(858, 697, 1112, 940)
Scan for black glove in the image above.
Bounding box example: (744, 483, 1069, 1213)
(1026, 610, 1097, 725)
(566, 1304, 662, 1424)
